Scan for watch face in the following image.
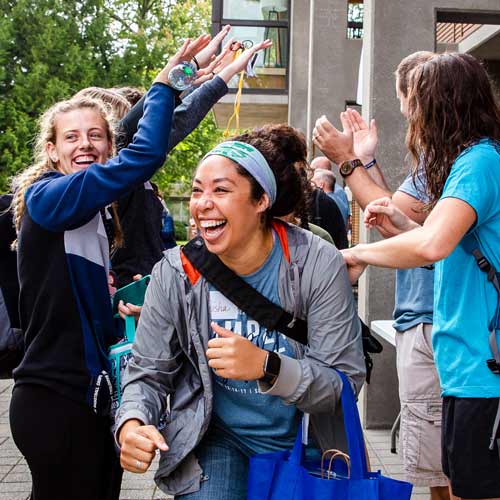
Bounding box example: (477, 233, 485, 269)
(340, 159, 363, 177)
(340, 161, 352, 176)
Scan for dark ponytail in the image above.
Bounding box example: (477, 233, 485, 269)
(231, 124, 309, 221)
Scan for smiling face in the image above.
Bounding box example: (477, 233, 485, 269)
(46, 108, 112, 175)
(190, 155, 270, 262)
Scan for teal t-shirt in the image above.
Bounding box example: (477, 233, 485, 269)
(208, 232, 300, 454)
(433, 139, 500, 397)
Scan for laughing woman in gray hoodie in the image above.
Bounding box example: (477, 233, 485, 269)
(115, 125, 365, 499)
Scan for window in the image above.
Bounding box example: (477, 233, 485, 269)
(213, 0, 290, 92)
(347, 1, 364, 39)
(223, 0, 288, 21)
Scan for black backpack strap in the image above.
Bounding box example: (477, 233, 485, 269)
(182, 236, 308, 345)
(462, 232, 500, 375)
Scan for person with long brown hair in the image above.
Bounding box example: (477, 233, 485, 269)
(314, 51, 451, 499)
(318, 52, 500, 499)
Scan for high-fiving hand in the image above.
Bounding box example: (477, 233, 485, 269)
(154, 35, 215, 87)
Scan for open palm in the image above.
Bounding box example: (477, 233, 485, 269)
(344, 108, 378, 161)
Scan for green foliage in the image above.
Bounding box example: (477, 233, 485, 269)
(0, 0, 222, 193)
(173, 218, 187, 241)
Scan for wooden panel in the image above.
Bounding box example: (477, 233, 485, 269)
(436, 22, 482, 43)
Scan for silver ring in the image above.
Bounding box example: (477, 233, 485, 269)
(136, 459, 143, 469)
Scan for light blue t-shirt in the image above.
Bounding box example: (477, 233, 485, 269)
(433, 139, 500, 397)
(328, 185, 350, 225)
(209, 233, 300, 454)
(393, 172, 434, 332)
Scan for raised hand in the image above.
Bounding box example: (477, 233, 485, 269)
(313, 115, 356, 166)
(153, 35, 212, 86)
(194, 25, 232, 68)
(364, 197, 419, 238)
(343, 108, 378, 164)
(217, 39, 273, 84)
(206, 322, 267, 380)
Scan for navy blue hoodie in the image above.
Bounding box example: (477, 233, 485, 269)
(14, 83, 175, 415)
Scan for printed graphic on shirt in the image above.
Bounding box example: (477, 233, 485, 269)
(206, 234, 299, 455)
(210, 290, 291, 356)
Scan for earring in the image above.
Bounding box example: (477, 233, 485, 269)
(50, 156, 58, 163)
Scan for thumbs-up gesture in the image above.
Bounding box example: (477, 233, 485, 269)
(206, 322, 267, 380)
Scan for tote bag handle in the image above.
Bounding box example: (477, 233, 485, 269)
(289, 370, 368, 480)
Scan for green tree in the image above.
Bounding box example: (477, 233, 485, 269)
(0, 0, 222, 193)
(0, 0, 116, 191)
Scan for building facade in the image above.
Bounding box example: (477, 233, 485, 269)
(212, 0, 500, 428)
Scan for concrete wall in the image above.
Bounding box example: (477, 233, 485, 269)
(289, 0, 362, 157)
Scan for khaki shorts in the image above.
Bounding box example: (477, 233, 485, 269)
(395, 323, 448, 488)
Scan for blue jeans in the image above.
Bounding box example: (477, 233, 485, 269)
(176, 427, 249, 500)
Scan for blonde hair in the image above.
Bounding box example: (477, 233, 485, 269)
(11, 97, 123, 248)
(73, 87, 131, 122)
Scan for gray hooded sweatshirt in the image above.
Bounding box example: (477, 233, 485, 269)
(116, 223, 365, 496)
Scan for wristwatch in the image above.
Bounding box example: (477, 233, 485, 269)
(339, 158, 364, 178)
(260, 351, 281, 385)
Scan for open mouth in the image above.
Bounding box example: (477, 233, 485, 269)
(72, 155, 97, 169)
(199, 219, 227, 241)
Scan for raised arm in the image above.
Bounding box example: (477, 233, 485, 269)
(314, 110, 427, 224)
(26, 40, 209, 232)
(117, 35, 272, 153)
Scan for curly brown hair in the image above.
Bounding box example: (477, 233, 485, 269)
(406, 52, 500, 206)
(231, 124, 311, 223)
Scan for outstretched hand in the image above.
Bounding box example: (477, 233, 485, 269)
(340, 248, 368, 285)
(364, 197, 420, 238)
(217, 39, 273, 84)
(313, 115, 356, 166)
(194, 25, 232, 68)
(206, 322, 267, 380)
(153, 35, 212, 86)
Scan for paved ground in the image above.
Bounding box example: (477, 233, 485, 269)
(0, 379, 429, 499)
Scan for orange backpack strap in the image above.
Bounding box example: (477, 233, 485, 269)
(180, 249, 201, 285)
(271, 220, 291, 263)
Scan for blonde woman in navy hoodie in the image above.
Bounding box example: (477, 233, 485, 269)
(8, 38, 210, 500)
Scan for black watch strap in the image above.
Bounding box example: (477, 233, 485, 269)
(260, 351, 281, 384)
(339, 158, 363, 178)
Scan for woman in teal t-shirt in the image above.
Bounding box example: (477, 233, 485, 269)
(324, 53, 500, 500)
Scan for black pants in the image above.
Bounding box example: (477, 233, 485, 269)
(442, 396, 500, 499)
(9, 384, 123, 500)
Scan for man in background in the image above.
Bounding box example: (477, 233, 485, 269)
(311, 156, 350, 226)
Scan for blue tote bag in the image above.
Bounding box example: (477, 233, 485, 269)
(247, 371, 413, 499)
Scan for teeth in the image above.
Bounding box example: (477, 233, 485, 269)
(200, 220, 226, 228)
(74, 156, 95, 164)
